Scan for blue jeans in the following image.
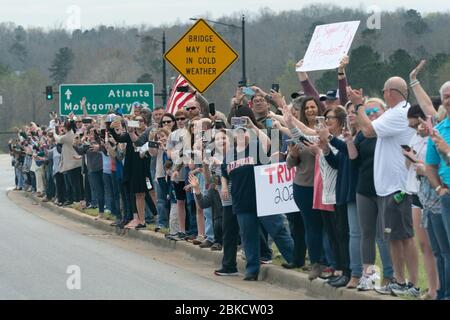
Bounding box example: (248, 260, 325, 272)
(15, 167, 24, 189)
(427, 211, 450, 299)
(45, 165, 55, 199)
(103, 173, 121, 219)
(323, 228, 336, 269)
(157, 177, 170, 228)
(441, 194, 450, 246)
(348, 202, 363, 278)
(237, 213, 293, 276)
(293, 184, 323, 264)
(199, 173, 214, 243)
(89, 171, 105, 213)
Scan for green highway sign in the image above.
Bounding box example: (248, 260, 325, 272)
(59, 83, 154, 116)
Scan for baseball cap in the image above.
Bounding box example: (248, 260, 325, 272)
(290, 90, 305, 99)
(320, 89, 339, 101)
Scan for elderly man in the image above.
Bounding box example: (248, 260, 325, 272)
(348, 77, 420, 297)
(426, 82, 450, 242)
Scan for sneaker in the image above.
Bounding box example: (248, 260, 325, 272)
(243, 273, 258, 281)
(375, 279, 403, 295)
(392, 282, 420, 298)
(173, 232, 186, 240)
(210, 243, 222, 251)
(308, 263, 325, 281)
(192, 236, 205, 245)
(319, 266, 335, 279)
(357, 275, 375, 291)
(214, 268, 239, 276)
(260, 259, 273, 265)
(199, 240, 214, 248)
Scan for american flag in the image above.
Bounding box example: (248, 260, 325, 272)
(165, 75, 195, 115)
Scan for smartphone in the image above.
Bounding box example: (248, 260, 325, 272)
(266, 118, 273, 128)
(127, 120, 140, 128)
(238, 80, 246, 88)
(404, 154, 417, 163)
(242, 87, 255, 97)
(315, 116, 325, 129)
(148, 140, 160, 148)
(176, 86, 189, 93)
(401, 145, 412, 152)
(209, 103, 216, 116)
(230, 117, 243, 128)
(271, 83, 280, 92)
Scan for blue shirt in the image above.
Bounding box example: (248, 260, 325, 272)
(426, 117, 450, 186)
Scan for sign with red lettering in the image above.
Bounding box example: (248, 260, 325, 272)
(297, 21, 360, 72)
(254, 163, 300, 217)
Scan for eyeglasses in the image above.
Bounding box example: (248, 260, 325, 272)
(162, 120, 173, 125)
(253, 98, 265, 103)
(176, 117, 186, 121)
(185, 107, 197, 112)
(325, 116, 338, 121)
(365, 107, 380, 115)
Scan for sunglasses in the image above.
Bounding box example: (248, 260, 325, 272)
(162, 120, 173, 124)
(176, 117, 186, 121)
(365, 107, 380, 115)
(185, 107, 197, 112)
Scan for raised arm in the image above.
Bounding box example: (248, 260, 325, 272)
(409, 60, 437, 117)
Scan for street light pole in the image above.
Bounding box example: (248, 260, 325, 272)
(241, 15, 246, 86)
(136, 32, 168, 108)
(162, 32, 167, 107)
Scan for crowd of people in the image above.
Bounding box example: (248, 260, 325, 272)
(7, 56, 450, 300)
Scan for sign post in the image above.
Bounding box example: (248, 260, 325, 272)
(59, 83, 154, 116)
(164, 19, 238, 93)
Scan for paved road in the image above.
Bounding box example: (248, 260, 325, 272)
(0, 155, 310, 300)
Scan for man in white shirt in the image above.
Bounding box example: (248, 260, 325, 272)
(348, 77, 420, 296)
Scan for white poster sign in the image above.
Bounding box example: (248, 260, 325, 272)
(298, 21, 360, 72)
(254, 163, 300, 217)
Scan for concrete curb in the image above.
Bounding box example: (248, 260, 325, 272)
(14, 191, 397, 300)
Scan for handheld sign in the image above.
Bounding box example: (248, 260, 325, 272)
(164, 19, 238, 93)
(254, 163, 300, 217)
(298, 21, 360, 72)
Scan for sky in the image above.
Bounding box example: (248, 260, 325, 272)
(0, 0, 448, 30)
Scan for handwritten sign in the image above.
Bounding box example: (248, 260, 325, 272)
(164, 19, 238, 93)
(298, 21, 360, 72)
(254, 163, 300, 217)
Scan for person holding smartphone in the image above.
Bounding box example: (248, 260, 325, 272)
(404, 105, 439, 299)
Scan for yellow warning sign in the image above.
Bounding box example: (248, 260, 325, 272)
(164, 19, 239, 93)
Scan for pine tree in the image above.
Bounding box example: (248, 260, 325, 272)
(49, 47, 74, 85)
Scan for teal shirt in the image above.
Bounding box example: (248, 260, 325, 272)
(426, 117, 450, 186)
